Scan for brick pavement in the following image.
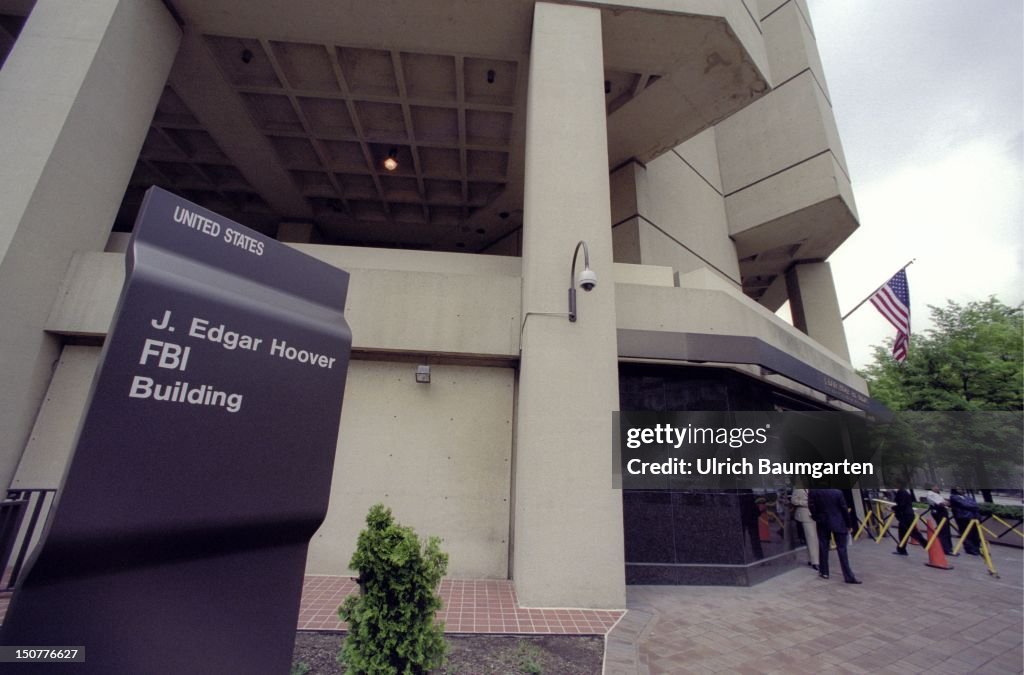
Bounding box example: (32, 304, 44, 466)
(605, 538, 1023, 674)
(298, 576, 623, 635)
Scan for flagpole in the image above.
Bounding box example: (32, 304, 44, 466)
(841, 259, 915, 321)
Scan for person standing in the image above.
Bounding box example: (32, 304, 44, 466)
(893, 480, 928, 555)
(810, 488, 862, 584)
(791, 488, 819, 570)
(949, 488, 982, 556)
(924, 486, 955, 555)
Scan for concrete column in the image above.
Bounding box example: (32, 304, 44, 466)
(513, 2, 624, 609)
(786, 261, 851, 361)
(0, 0, 181, 489)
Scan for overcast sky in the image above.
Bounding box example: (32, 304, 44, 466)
(803, 0, 1023, 368)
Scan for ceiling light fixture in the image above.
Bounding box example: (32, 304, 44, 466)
(383, 148, 398, 172)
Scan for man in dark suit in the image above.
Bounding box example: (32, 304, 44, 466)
(809, 488, 862, 584)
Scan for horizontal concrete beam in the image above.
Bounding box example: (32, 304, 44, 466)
(44, 246, 673, 356)
(615, 272, 865, 392)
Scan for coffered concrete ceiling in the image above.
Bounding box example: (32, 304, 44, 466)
(7, 0, 769, 253)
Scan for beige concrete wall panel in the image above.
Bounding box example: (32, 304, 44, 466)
(637, 222, 707, 277)
(785, 261, 850, 361)
(610, 163, 641, 226)
(761, 0, 829, 99)
(770, 0, 831, 99)
(13, 346, 101, 490)
(757, 0, 812, 28)
(612, 218, 643, 264)
(343, 269, 520, 356)
(516, 2, 625, 609)
(725, 152, 857, 245)
(45, 252, 124, 336)
(307, 361, 515, 579)
(615, 281, 865, 388)
(612, 262, 675, 287)
(716, 71, 828, 194)
(637, 221, 740, 286)
(757, 0, 788, 17)
(290, 243, 522, 278)
(814, 78, 850, 177)
(641, 151, 740, 281)
(0, 0, 180, 490)
(674, 127, 723, 193)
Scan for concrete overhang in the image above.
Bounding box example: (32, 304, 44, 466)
(135, 0, 770, 250)
(597, 2, 771, 166)
(733, 194, 858, 309)
(614, 276, 867, 400)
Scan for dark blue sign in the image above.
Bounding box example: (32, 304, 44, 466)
(0, 187, 352, 673)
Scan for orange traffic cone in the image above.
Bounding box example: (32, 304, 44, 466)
(924, 520, 953, 570)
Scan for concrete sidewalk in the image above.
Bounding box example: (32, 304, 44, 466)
(606, 537, 1023, 674)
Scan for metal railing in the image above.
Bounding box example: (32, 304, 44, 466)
(1, 489, 56, 592)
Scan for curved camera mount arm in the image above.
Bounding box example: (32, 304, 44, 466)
(568, 240, 592, 323)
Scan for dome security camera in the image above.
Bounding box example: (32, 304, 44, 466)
(578, 268, 597, 291)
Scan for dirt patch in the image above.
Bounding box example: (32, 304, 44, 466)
(291, 631, 605, 674)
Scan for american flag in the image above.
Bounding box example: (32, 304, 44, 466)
(870, 269, 910, 362)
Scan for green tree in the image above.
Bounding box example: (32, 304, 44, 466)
(338, 504, 448, 674)
(861, 298, 1023, 498)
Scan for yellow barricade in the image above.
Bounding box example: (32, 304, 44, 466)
(897, 509, 926, 549)
(853, 498, 898, 544)
(990, 514, 1024, 539)
(952, 518, 1000, 579)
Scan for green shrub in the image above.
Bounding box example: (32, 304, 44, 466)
(979, 503, 1023, 520)
(515, 642, 544, 674)
(338, 504, 449, 674)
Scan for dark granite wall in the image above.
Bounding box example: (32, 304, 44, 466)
(619, 364, 826, 585)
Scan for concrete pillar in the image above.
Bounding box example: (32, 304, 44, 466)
(0, 0, 181, 490)
(513, 2, 625, 609)
(786, 261, 851, 361)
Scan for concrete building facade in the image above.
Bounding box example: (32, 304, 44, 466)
(0, 0, 866, 608)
